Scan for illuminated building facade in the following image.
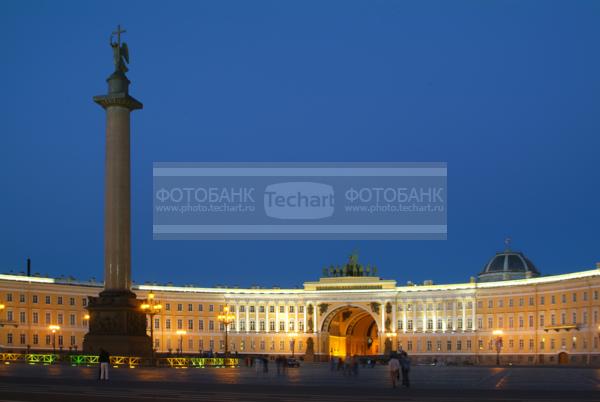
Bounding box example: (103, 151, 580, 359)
(1, 249, 599, 366)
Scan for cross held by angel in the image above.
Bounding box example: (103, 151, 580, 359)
(110, 25, 129, 73)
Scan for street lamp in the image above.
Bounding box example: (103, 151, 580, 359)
(492, 329, 503, 366)
(141, 292, 162, 358)
(49, 325, 60, 354)
(288, 332, 298, 357)
(176, 330, 187, 356)
(217, 306, 235, 357)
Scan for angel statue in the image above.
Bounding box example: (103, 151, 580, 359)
(110, 25, 129, 73)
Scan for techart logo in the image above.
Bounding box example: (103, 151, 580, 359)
(264, 182, 334, 219)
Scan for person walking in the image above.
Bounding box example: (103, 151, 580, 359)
(388, 353, 400, 388)
(99, 348, 110, 381)
(400, 351, 411, 388)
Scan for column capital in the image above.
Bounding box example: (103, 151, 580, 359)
(94, 93, 143, 111)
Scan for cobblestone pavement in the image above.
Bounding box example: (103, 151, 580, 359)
(0, 363, 599, 401)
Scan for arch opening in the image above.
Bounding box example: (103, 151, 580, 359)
(322, 306, 379, 357)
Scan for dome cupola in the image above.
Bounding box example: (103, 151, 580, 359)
(478, 239, 540, 282)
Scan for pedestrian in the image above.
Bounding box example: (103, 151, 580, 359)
(400, 351, 411, 388)
(388, 353, 400, 388)
(99, 348, 110, 381)
(352, 355, 359, 376)
(330, 356, 335, 372)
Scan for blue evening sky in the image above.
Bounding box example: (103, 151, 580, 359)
(1, 1, 599, 288)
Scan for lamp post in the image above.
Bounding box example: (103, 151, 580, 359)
(492, 329, 503, 366)
(176, 330, 187, 356)
(141, 292, 162, 358)
(217, 306, 235, 357)
(288, 332, 298, 357)
(49, 325, 60, 354)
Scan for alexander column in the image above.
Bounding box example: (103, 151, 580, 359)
(83, 26, 151, 356)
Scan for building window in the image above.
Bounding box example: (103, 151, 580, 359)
(508, 299, 513, 307)
(528, 315, 534, 327)
(33, 312, 38, 324)
(155, 318, 160, 329)
(289, 306, 294, 313)
(457, 318, 463, 330)
(33, 334, 39, 345)
(259, 321, 265, 331)
(19, 294, 25, 303)
(498, 300, 504, 308)
(209, 305, 214, 312)
(58, 335, 63, 346)
(467, 318, 473, 330)
(299, 306, 304, 313)
(426, 340, 432, 351)
(45, 312, 50, 324)
(279, 321, 285, 331)
(466, 340, 472, 350)
(177, 304, 182, 312)
(540, 314, 545, 327)
(427, 319, 433, 330)
(572, 293, 577, 302)
(249, 305, 255, 313)
(540, 296, 545, 305)
(551, 295, 556, 304)
(32, 295, 38, 304)
(259, 305, 265, 313)
(165, 303, 170, 311)
(518, 316, 523, 328)
(407, 341, 413, 351)
(457, 341, 462, 351)
(438, 319, 444, 330)
(519, 339, 524, 350)
(298, 321, 304, 331)
(279, 306, 285, 313)
(82, 298, 87, 307)
(508, 339, 514, 349)
(19, 311, 26, 324)
(239, 305, 245, 313)
(165, 319, 171, 329)
(70, 314, 75, 326)
(572, 312, 577, 324)
(7, 333, 13, 344)
(529, 297, 534, 306)
(45, 335, 51, 345)
(45, 295, 50, 304)
(6, 294, 12, 302)
(57, 314, 63, 325)
(198, 304, 203, 312)
(188, 319, 193, 330)
(198, 320, 204, 331)
(57, 296, 63, 305)
(407, 320, 413, 330)
(188, 304, 193, 312)
(518, 298, 524, 307)
(209, 320, 215, 331)
(177, 319, 183, 330)
(19, 334, 26, 344)
(269, 305, 275, 313)
(69, 297, 75, 306)
(488, 300, 493, 308)
(239, 321, 246, 331)
(249, 320, 256, 331)
(289, 321, 295, 331)
(446, 340, 451, 351)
